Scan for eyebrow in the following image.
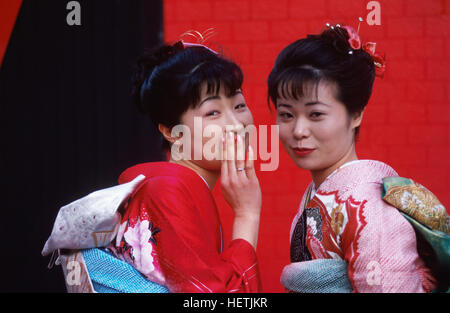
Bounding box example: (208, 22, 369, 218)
(277, 103, 292, 109)
(277, 101, 329, 108)
(305, 101, 329, 106)
(200, 95, 220, 105)
(199, 90, 243, 106)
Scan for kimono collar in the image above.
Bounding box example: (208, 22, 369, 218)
(315, 159, 398, 196)
(311, 160, 361, 197)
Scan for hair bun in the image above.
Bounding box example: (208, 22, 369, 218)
(319, 27, 353, 56)
(131, 43, 184, 112)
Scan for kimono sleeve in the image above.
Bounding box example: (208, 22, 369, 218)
(340, 183, 427, 293)
(131, 176, 261, 293)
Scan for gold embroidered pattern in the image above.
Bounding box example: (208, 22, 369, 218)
(383, 182, 449, 234)
(331, 204, 345, 235)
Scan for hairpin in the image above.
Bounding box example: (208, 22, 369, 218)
(325, 18, 386, 77)
(357, 17, 363, 34)
(180, 28, 216, 44)
(178, 28, 218, 54)
(326, 23, 353, 51)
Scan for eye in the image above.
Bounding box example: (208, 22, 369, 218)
(205, 110, 220, 117)
(234, 103, 246, 110)
(277, 111, 293, 119)
(310, 112, 324, 119)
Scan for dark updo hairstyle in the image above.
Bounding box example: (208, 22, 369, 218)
(267, 26, 376, 138)
(132, 42, 243, 149)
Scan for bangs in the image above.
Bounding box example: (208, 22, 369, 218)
(181, 57, 243, 108)
(268, 66, 325, 108)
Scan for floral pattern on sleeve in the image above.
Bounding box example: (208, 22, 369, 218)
(109, 205, 166, 286)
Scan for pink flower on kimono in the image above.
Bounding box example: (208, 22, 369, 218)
(123, 218, 156, 275)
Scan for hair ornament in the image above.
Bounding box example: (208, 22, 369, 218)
(341, 25, 361, 50)
(180, 28, 216, 44)
(357, 17, 364, 35)
(326, 18, 386, 78)
(177, 28, 219, 55)
(362, 42, 386, 78)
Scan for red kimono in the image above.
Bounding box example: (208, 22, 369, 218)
(108, 162, 261, 293)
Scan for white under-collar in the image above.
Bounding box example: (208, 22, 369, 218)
(197, 173, 210, 189)
(329, 159, 364, 177)
(312, 159, 366, 196)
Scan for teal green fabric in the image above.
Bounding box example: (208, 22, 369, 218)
(401, 213, 450, 292)
(381, 177, 414, 198)
(382, 177, 450, 292)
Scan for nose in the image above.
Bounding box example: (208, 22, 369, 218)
(223, 110, 244, 133)
(293, 117, 310, 140)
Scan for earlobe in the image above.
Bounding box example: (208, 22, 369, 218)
(352, 110, 365, 128)
(158, 124, 176, 144)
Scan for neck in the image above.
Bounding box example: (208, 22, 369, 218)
(310, 145, 358, 189)
(169, 158, 220, 191)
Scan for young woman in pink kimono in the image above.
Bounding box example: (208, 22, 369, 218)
(268, 25, 438, 292)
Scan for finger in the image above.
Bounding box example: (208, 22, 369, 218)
(235, 131, 246, 175)
(245, 144, 257, 179)
(226, 131, 237, 179)
(221, 132, 228, 181)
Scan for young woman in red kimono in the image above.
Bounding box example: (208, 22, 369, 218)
(106, 41, 262, 293)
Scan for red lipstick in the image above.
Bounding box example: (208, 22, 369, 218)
(292, 147, 315, 156)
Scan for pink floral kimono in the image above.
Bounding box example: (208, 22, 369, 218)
(283, 160, 437, 293)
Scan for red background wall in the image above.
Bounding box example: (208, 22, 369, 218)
(164, 0, 450, 292)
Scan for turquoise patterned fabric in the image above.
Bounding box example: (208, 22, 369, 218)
(82, 248, 169, 293)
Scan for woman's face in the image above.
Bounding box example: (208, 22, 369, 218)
(178, 83, 254, 171)
(276, 80, 362, 174)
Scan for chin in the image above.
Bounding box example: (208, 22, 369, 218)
(293, 160, 315, 171)
(196, 159, 222, 172)
(288, 151, 319, 171)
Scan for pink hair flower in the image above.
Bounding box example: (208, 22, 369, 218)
(342, 26, 361, 50)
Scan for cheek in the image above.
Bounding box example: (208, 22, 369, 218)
(200, 121, 224, 151)
(277, 123, 293, 146)
(312, 117, 352, 149)
(235, 109, 254, 128)
(312, 122, 335, 142)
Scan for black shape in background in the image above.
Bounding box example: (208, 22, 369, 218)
(0, 0, 164, 292)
